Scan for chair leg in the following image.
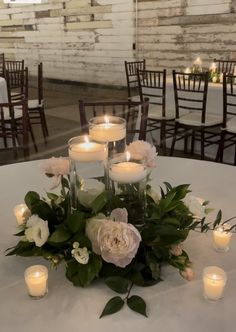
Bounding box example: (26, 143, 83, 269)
(40, 107, 49, 137)
(191, 130, 195, 155)
(234, 142, 236, 166)
(28, 119, 38, 153)
(170, 123, 178, 156)
(200, 128, 205, 160)
(184, 131, 188, 154)
(160, 121, 166, 156)
(217, 131, 225, 163)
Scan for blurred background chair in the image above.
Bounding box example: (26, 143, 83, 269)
(78, 99, 149, 143)
(0, 99, 30, 159)
(213, 59, 236, 75)
(27, 63, 48, 143)
(0, 53, 5, 77)
(218, 73, 236, 164)
(170, 70, 223, 159)
(125, 60, 146, 102)
(137, 68, 174, 154)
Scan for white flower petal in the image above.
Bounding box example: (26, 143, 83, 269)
(110, 208, 128, 223)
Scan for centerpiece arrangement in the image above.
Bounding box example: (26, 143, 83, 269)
(6, 115, 235, 318)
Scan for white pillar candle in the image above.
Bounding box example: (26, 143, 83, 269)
(68, 136, 107, 162)
(203, 266, 227, 301)
(89, 116, 126, 143)
(24, 265, 48, 299)
(14, 204, 31, 225)
(213, 224, 232, 252)
(109, 152, 146, 184)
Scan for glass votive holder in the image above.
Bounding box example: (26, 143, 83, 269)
(24, 265, 48, 299)
(14, 204, 31, 225)
(68, 135, 107, 210)
(108, 152, 147, 226)
(203, 266, 227, 302)
(213, 223, 232, 252)
(89, 116, 126, 157)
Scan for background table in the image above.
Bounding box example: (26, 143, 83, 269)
(1, 157, 236, 332)
(0, 77, 8, 103)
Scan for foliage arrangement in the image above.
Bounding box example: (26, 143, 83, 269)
(6, 145, 234, 318)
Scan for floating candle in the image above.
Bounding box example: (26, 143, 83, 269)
(68, 136, 107, 162)
(89, 116, 126, 143)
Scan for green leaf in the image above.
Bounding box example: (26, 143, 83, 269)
(49, 227, 71, 243)
(47, 192, 59, 201)
(127, 295, 147, 317)
(213, 210, 222, 228)
(105, 276, 130, 294)
(100, 296, 124, 318)
(66, 253, 102, 287)
(67, 211, 85, 234)
(24, 191, 40, 209)
(91, 191, 108, 214)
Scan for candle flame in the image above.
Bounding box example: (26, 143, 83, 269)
(104, 115, 109, 124)
(126, 151, 131, 162)
(84, 135, 89, 144)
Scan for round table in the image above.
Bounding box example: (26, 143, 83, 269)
(1, 157, 236, 332)
(0, 77, 8, 103)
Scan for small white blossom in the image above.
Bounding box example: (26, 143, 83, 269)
(127, 140, 157, 167)
(71, 244, 89, 265)
(25, 215, 49, 247)
(40, 157, 69, 190)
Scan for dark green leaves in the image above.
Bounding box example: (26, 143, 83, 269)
(100, 297, 124, 318)
(127, 296, 147, 317)
(49, 227, 71, 243)
(66, 211, 85, 234)
(105, 277, 130, 294)
(91, 191, 109, 214)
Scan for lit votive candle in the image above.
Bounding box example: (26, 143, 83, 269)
(24, 265, 48, 299)
(68, 136, 107, 162)
(109, 152, 146, 184)
(184, 67, 191, 74)
(203, 266, 227, 301)
(14, 204, 31, 225)
(210, 62, 217, 73)
(213, 223, 232, 252)
(89, 116, 126, 143)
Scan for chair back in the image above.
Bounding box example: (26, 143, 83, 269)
(172, 70, 209, 123)
(78, 99, 149, 142)
(125, 60, 146, 97)
(0, 53, 5, 77)
(214, 59, 236, 75)
(5, 67, 28, 102)
(5, 60, 24, 72)
(138, 69, 166, 117)
(223, 73, 236, 127)
(0, 99, 29, 158)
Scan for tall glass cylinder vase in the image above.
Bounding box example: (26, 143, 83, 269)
(68, 136, 107, 211)
(89, 116, 126, 158)
(108, 152, 147, 227)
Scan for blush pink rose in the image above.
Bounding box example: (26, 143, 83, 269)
(97, 219, 141, 268)
(170, 245, 183, 257)
(127, 140, 157, 167)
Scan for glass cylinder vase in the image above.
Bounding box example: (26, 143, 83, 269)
(108, 152, 147, 226)
(89, 116, 126, 158)
(68, 136, 107, 211)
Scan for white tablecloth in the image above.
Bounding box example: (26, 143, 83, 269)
(0, 157, 236, 332)
(0, 77, 8, 103)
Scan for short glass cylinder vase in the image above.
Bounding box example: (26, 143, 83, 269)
(203, 266, 227, 302)
(68, 136, 107, 211)
(108, 152, 147, 226)
(89, 116, 126, 158)
(212, 223, 232, 253)
(24, 265, 48, 300)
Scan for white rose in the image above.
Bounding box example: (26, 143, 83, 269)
(110, 208, 128, 223)
(78, 179, 105, 208)
(184, 195, 206, 220)
(25, 215, 50, 247)
(127, 140, 157, 167)
(40, 157, 69, 190)
(85, 214, 107, 254)
(97, 219, 141, 268)
(71, 242, 89, 265)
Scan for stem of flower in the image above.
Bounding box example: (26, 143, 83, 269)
(124, 282, 134, 301)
